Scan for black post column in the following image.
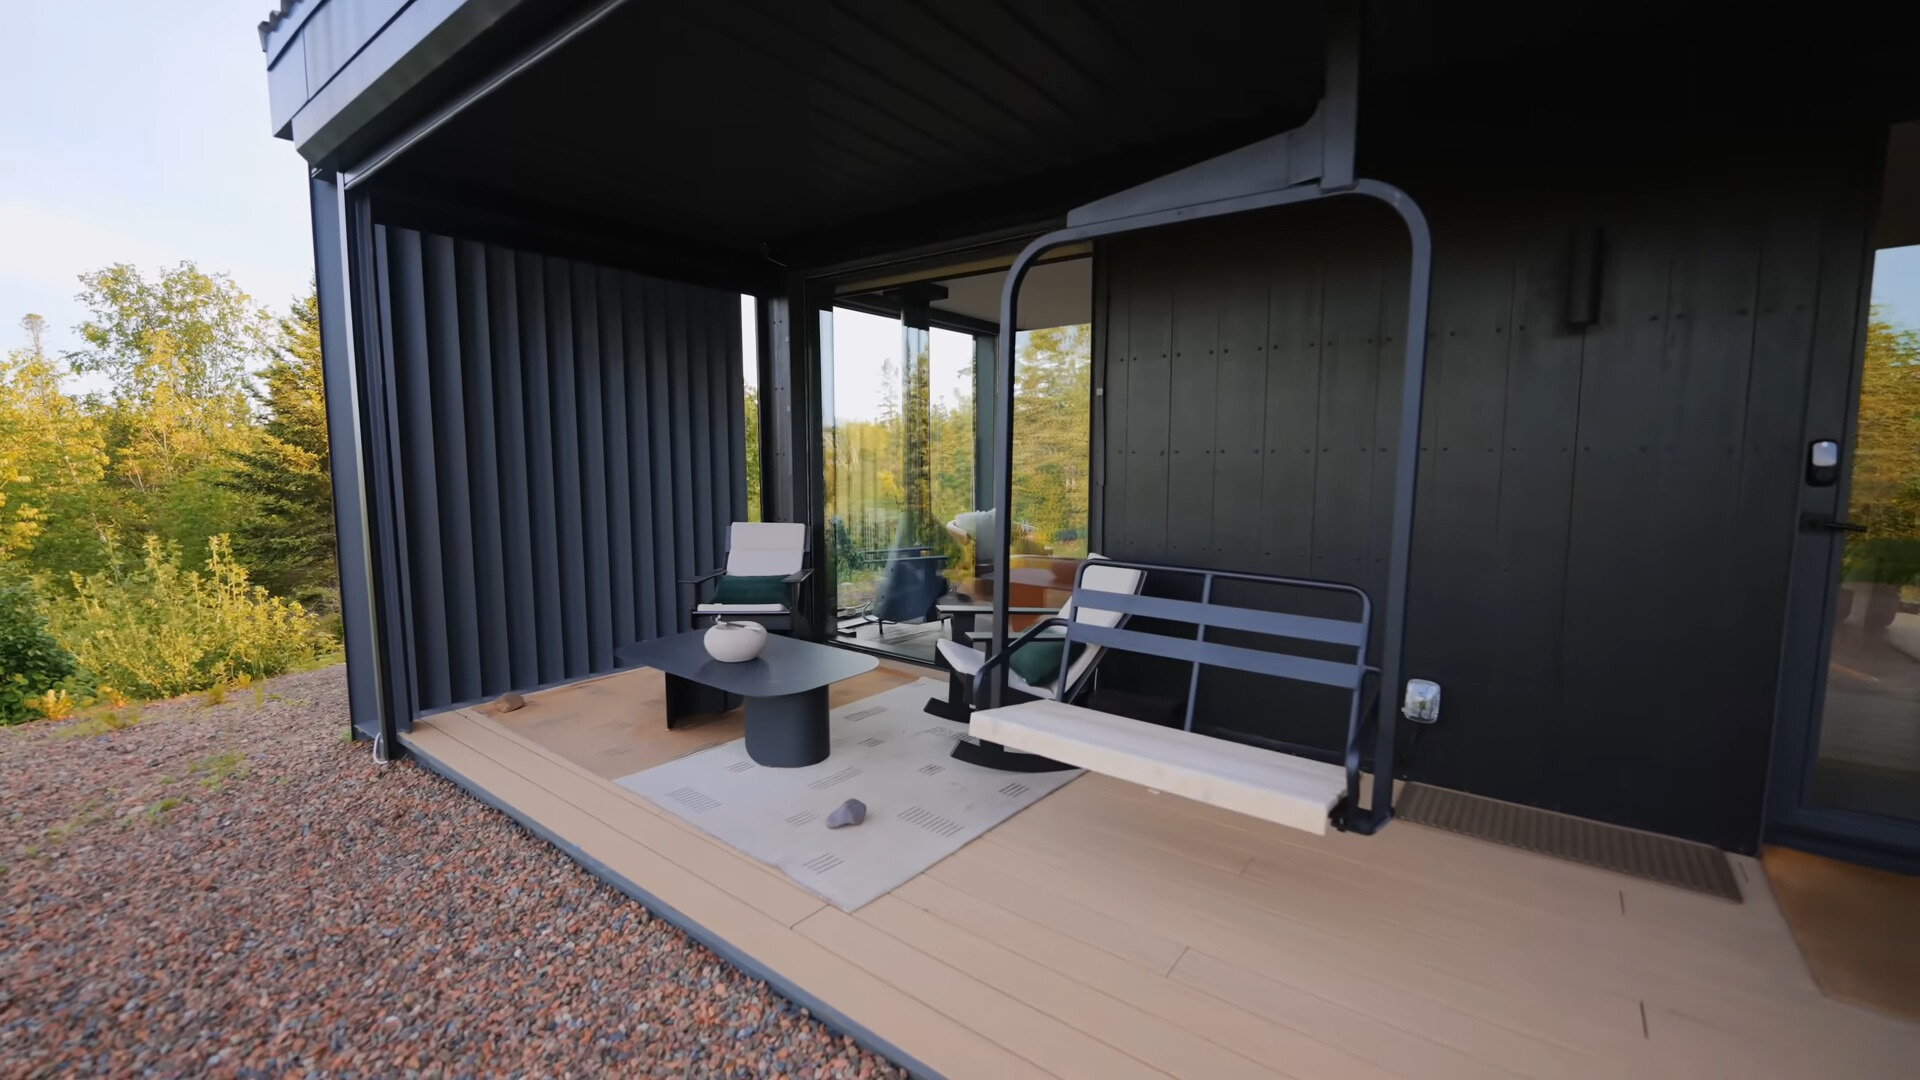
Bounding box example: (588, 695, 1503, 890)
(766, 272, 829, 638)
(309, 171, 393, 747)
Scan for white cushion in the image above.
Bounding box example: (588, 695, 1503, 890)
(726, 522, 805, 577)
(1066, 554, 1144, 630)
(1051, 554, 1142, 688)
(973, 699, 1347, 835)
(937, 637, 986, 676)
(696, 602, 788, 613)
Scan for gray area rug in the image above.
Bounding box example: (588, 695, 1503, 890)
(617, 679, 1081, 910)
(1396, 784, 1742, 901)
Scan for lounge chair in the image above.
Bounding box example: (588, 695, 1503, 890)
(927, 554, 1146, 770)
(868, 552, 952, 635)
(684, 522, 810, 633)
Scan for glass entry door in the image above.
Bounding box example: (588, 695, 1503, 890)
(1772, 122, 1920, 861)
(1809, 243, 1920, 826)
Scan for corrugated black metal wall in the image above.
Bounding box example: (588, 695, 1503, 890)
(1092, 145, 1875, 850)
(372, 225, 746, 714)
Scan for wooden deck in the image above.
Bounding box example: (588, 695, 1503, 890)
(402, 668, 1919, 1079)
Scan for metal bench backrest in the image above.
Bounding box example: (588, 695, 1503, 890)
(1056, 559, 1373, 736)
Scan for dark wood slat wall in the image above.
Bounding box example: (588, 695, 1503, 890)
(1093, 169, 1866, 850)
(373, 226, 745, 714)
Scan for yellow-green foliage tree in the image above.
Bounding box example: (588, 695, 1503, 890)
(0, 316, 109, 571)
(743, 384, 761, 521)
(52, 535, 331, 700)
(1845, 310, 1920, 586)
(71, 263, 269, 573)
(1, 264, 341, 707)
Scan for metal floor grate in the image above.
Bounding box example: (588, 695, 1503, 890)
(1395, 785, 1742, 902)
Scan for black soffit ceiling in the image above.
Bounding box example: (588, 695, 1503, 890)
(389, 0, 1328, 260)
(380, 0, 1697, 265)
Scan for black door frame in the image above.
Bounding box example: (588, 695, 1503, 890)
(1765, 130, 1920, 869)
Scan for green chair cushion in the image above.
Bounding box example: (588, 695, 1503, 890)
(711, 575, 790, 605)
(1007, 637, 1085, 688)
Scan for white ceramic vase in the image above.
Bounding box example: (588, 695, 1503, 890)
(703, 618, 769, 662)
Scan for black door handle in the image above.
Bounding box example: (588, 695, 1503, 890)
(1801, 513, 1867, 533)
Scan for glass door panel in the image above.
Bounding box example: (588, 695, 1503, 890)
(821, 305, 977, 661)
(1813, 243, 1920, 824)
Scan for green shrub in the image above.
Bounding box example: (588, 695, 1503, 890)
(51, 534, 331, 699)
(0, 585, 79, 725)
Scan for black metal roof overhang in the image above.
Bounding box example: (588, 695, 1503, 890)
(346, 0, 1906, 289)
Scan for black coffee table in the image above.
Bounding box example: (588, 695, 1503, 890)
(614, 632, 879, 767)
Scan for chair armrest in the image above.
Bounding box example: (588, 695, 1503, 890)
(935, 603, 1058, 616)
(968, 628, 1064, 643)
(782, 568, 813, 584)
(970, 617, 1070, 701)
(678, 568, 726, 586)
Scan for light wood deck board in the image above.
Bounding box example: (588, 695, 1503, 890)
(1000, 783, 1842, 1031)
(958, 834, 1629, 1078)
(917, 848, 1189, 976)
(890, 876, 1405, 1080)
(797, 905, 1160, 1080)
(416, 710, 823, 927)
(974, 803, 1647, 1055)
(855, 893, 1285, 1080)
(401, 666, 1920, 1080)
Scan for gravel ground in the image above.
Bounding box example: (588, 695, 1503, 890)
(0, 666, 905, 1079)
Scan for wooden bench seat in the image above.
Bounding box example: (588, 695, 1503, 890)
(972, 699, 1350, 835)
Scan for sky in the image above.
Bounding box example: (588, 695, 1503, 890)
(826, 307, 975, 424)
(1871, 246, 1920, 328)
(1, 1, 315, 363)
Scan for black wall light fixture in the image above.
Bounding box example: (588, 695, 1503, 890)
(1567, 224, 1605, 328)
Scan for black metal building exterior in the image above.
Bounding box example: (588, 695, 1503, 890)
(265, 0, 1920, 867)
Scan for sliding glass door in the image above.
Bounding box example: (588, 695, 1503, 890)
(816, 258, 1096, 665)
(821, 306, 978, 657)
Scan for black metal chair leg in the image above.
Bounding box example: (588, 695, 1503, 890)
(952, 738, 1076, 773)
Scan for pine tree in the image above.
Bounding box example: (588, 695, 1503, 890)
(220, 289, 337, 609)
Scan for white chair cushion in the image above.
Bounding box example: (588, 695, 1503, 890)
(696, 602, 789, 614)
(1069, 554, 1144, 630)
(937, 637, 985, 676)
(726, 521, 806, 577)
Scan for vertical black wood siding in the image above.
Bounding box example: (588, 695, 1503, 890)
(1093, 161, 1872, 850)
(373, 226, 745, 714)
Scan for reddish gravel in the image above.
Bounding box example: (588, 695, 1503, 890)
(0, 666, 905, 1079)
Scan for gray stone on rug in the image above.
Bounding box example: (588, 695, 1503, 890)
(826, 799, 866, 828)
